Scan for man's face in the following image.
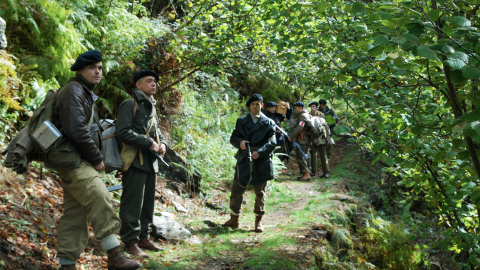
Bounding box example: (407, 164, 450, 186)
(319, 103, 326, 110)
(249, 100, 263, 114)
(310, 105, 318, 113)
(293, 106, 303, 114)
(77, 62, 102, 85)
(266, 106, 276, 114)
(136, 76, 157, 97)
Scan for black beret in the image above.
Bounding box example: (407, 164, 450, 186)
(309, 101, 319, 107)
(70, 50, 103, 71)
(265, 101, 277, 107)
(134, 70, 159, 84)
(246, 94, 263, 107)
(293, 101, 304, 107)
(319, 99, 327, 105)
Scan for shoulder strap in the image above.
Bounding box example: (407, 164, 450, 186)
(131, 98, 137, 117)
(87, 102, 95, 130)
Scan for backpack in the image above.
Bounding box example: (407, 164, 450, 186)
(306, 116, 327, 139)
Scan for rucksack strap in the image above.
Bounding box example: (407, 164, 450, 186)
(131, 98, 137, 117)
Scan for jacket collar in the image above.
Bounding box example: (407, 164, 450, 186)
(242, 112, 270, 135)
(69, 74, 98, 101)
(132, 88, 151, 103)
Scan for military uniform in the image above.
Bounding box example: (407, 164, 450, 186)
(290, 109, 312, 175)
(310, 118, 330, 177)
(319, 105, 337, 159)
(52, 74, 121, 263)
(116, 88, 167, 246)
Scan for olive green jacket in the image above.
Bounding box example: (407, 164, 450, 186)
(116, 89, 167, 173)
(289, 110, 312, 146)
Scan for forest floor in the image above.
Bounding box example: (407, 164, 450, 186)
(0, 138, 433, 270)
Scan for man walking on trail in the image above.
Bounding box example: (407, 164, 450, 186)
(319, 99, 338, 159)
(288, 101, 312, 181)
(309, 101, 324, 118)
(223, 94, 276, 232)
(263, 101, 293, 162)
(116, 70, 167, 258)
(52, 50, 140, 270)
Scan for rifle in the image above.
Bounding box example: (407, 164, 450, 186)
(148, 149, 169, 167)
(274, 124, 309, 161)
(246, 143, 252, 162)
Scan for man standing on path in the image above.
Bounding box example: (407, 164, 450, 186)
(310, 117, 331, 178)
(319, 99, 338, 159)
(289, 102, 312, 181)
(263, 101, 293, 162)
(222, 94, 276, 232)
(116, 70, 167, 258)
(52, 50, 140, 270)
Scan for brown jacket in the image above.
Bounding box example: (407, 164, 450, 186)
(289, 110, 311, 146)
(52, 74, 103, 167)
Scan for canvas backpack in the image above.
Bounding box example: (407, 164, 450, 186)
(306, 116, 327, 140)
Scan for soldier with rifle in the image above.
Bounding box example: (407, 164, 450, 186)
(289, 101, 313, 181)
(116, 70, 167, 258)
(222, 94, 276, 232)
(263, 101, 293, 162)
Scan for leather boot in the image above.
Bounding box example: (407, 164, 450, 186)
(59, 265, 76, 270)
(298, 172, 311, 181)
(255, 215, 265, 232)
(107, 246, 142, 270)
(124, 242, 149, 258)
(222, 215, 239, 228)
(138, 238, 164, 251)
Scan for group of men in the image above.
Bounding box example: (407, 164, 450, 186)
(39, 49, 338, 268)
(51, 50, 164, 270)
(222, 94, 337, 231)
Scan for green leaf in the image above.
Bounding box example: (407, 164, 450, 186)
(317, 1, 327, 12)
(445, 185, 457, 194)
(450, 70, 468, 84)
(428, 9, 441, 22)
(458, 150, 471, 160)
(452, 16, 471, 27)
(351, 2, 366, 16)
(462, 67, 480, 79)
(347, 138, 356, 143)
(384, 156, 394, 166)
(446, 58, 466, 70)
(442, 45, 455, 54)
(450, 51, 469, 62)
(325, 115, 336, 125)
(402, 33, 420, 44)
(374, 35, 390, 45)
(417, 46, 437, 60)
(368, 45, 384, 57)
(372, 141, 385, 152)
(392, 36, 407, 45)
(464, 121, 480, 136)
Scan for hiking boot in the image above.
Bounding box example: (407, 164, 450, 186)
(255, 215, 265, 232)
(138, 238, 164, 251)
(124, 242, 149, 258)
(59, 265, 76, 270)
(324, 173, 330, 178)
(297, 172, 311, 181)
(222, 215, 239, 228)
(107, 246, 142, 270)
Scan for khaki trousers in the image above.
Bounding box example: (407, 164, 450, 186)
(56, 162, 121, 261)
(295, 144, 311, 174)
(120, 167, 156, 244)
(310, 144, 329, 174)
(229, 180, 267, 216)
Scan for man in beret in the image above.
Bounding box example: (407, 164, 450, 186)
(116, 70, 167, 257)
(52, 50, 141, 270)
(288, 101, 312, 181)
(223, 94, 276, 232)
(308, 101, 324, 118)
(263, 101, 293, 162)
(319, 99, 338, 159)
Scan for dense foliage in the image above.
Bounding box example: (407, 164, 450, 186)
(2, 0, 480, 267)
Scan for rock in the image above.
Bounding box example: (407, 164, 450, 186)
(172, 201, 188, 213)
(185, 235, 202, 245)
(160, 148, 202, 192)
(151, 215, 192, 241)
(159, 212, 175, 218)
(311, 229, 328, 238)
(205, 201, 221, 210)
(330, 194, 355, 203)
(0, 17, 6, 49)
